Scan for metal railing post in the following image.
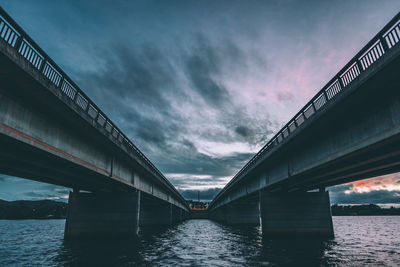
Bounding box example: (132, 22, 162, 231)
(58, 76, 64, 89)
(356, 59, 364, 74)
(14, 34, 23, 51)
(337, 75, 344, 89)
(380, 36, 390, 52)
(39, 59, 46, 73)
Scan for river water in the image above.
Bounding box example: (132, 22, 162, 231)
(0, 217, 399, 266)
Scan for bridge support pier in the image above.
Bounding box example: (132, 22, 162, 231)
(209, 206, 227, 223)
(64, 190, 140, 239)
(260, 191, 334, 237)
(209, 198, 260, 225)
(225, 200, 260, 225)
(171, 205, 182, 224)
(139, 196, 173, 226)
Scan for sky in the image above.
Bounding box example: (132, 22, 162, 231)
(1, 0, 400, 204)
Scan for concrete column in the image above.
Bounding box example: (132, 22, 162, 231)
(260, 191, 334, 237)
(184, 211, 190, 220)
(171, 205, 181, 225)
(177, 209, 184, 222)
(139, 196, 172, 226)
(64, 190, 140, 239)
(225, 200, 260, 225)
(209, 206, 227, 223)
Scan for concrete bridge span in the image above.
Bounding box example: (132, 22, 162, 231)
(209, 12, 400, 237)
(2, 6, 400, 239)
(0, 7, 189, 239)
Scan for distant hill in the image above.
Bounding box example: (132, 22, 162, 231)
(1, 200, 399, 219)
(0, 199, 67, 219)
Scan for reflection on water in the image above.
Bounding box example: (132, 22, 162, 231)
(0, 217, 399, 266)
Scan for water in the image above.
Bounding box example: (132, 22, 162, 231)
(0, 217, 399, 266)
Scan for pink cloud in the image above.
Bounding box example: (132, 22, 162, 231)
(347, 173, 400, 193)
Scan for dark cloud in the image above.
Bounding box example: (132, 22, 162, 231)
(329, 184, 400, 204)
(170, 175, 227, 189)
(76, 43, 184, 155)
(81, 43, 175, 111)
(2, 0, 400, 204)
(70, 32, 270, 192)
(397, 180, 400, 184)
(19, 184, 71, 201)
(162, 152, 254, 178)
(179, 188, 221, 201)
(182, 139, 197, 151)
(135, 119, 167, 148)
(72, 32, 274, 180)
(235, 126, 253, 138)
(185, 37, 231, 106)
(24, 188, 69, 201)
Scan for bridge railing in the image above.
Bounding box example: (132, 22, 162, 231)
(211, 12, 400, 206)
(0, 7, 186, 205)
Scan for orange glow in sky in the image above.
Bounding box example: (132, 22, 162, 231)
(346, 173, 400, 194)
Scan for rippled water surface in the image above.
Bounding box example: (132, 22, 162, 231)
(0, 217, 400, 266)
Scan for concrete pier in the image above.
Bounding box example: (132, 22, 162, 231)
(171, 205, 182, 224)
(209, 196, 260, 225)
(209, 206, 226, 223)
(139, 195, 173, 226)
(225, 200, 260, 225)
(260, 191, 334, 237)
(64, 190, 140, 239)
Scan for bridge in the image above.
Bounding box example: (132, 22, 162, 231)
(209, 12, 400, 237)
(2, 6, 400, 239)
(0, 7, 189, 239)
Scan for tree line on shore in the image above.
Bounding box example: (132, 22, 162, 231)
(0, 199, 399, 219)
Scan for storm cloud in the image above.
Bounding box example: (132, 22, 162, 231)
(1, 0, 400, 202)
(329, 184, 400, 204)
(180, 188, 221, 202)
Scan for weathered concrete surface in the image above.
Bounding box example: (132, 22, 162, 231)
(64, 190, 140, 239)
(224, 200, 260, 225)
(139, 195, 173, 226)
(171, 205, 183, 224)
(260, 191, 333, 237)
(209, 206, 227, 223)
(209, 193, 260, 225)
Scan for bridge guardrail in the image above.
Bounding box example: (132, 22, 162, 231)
(0, 7, 187, 206)
(211, 12, 400, 207)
